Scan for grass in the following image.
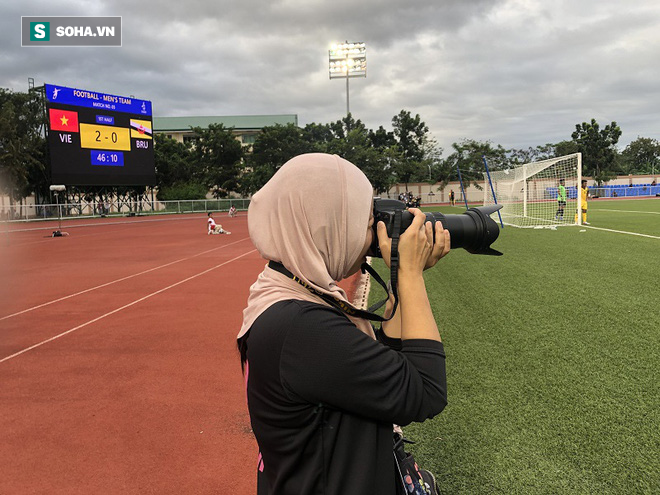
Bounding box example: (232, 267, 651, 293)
(369, 198, 659, 494)
(586, 199, 660, 237)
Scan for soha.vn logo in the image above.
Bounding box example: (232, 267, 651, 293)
(30, 21, 115, 40)
(30, 22, 50, 41)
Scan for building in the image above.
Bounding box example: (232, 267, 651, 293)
(153, 115, 298, 146)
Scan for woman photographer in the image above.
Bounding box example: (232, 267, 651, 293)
(238, 153, 450, 494)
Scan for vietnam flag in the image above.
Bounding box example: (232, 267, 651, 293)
(49, 108, 79, 132)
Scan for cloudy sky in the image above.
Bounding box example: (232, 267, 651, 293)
(3, 0, 660, 155)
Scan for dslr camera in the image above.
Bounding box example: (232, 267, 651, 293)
(371, 198, 503, 257)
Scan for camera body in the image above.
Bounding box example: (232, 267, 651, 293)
(371, 198, 503, 257)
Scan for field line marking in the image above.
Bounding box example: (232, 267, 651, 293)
(596, 208, 660, 215)
(0, 237, 251, 321)
(584, 225, 660, 239)
(0, 249, 258, 365)
(0, 215, 209, 234)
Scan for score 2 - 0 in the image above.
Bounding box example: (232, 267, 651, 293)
(80, 123, 131, 151)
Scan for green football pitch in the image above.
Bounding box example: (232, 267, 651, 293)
(369, 198, 659, 494)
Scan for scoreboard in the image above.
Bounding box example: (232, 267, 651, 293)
(45, 83, 156, 186)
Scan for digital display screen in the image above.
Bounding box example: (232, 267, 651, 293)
(45, 83, 156, 186)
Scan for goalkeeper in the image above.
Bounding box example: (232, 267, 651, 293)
(555, 178, 567, 220)
(575, 179, 590, 225)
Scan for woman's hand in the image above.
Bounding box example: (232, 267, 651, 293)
(376, 208, 450, 271)
(424, 214, 451, 270)
(378, 208, 446, 343)
(397, 208, 434, 275)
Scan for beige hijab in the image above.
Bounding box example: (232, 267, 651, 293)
(238, 153, 375, 339)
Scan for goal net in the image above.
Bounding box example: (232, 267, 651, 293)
(483, 153, 582, 228)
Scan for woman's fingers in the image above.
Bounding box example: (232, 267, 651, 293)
(435, 221, 451, 258)
(397, 209, 433, 274)
(378, 209, 451, 272)
(425, 220, 434, 245)
(424, 221, 451, 270)
(376, 221, 392, 267)
(406, 208, 427, 232)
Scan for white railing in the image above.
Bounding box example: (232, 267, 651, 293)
(0, 199, 251, 222)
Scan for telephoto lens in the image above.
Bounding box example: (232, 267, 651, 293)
(371, 199, 503, 257)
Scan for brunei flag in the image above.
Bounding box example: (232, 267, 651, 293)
(49, 108, 79, 132)
(130, 119, 153, 139)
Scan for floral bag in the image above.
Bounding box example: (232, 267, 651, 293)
(393, 432, 439, 495)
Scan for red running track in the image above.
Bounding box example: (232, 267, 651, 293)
(0, 213, 361, 494)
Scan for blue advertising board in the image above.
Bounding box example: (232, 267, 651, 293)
(45, 83, 152, 116)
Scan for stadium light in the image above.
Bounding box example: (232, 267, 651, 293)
(329, 41, 366, 117)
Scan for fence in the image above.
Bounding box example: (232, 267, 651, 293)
(3, 184, 658, 223)
(0, 198, 251, 222)
(590, 184, 660, 198)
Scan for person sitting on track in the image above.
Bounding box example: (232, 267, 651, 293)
(237, 153, 451, 494)
(228, 205, 237, 217)
(207, 212, 231, 235)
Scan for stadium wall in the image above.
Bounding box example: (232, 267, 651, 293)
(383, 173, 659, 205)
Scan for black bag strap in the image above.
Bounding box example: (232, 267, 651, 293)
(268, 256, 398, 322)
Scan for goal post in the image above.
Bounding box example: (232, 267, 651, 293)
(483, 153, 582, 228)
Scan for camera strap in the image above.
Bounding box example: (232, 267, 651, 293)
(267, 259, 397, 322)
(386, 209, 402, 317)
(267, 210, 404, 323)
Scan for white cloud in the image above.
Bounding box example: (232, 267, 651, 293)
(2, 0, 660, 155)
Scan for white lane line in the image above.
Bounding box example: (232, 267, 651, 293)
(0, 237, 251, 321)
(597, 209, 660, 215)
(0, 249, 257, 364)
(583, 225, 660, 239)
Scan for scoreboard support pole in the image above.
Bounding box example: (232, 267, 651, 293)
(49, 185, 67, 237)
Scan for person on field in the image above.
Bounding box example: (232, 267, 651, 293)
(555, 178, 567, 221)
(228, 205, 237, 217)
(238, 153, 450, 494)
(207, 212, 231, 235)
(575, 179, 590, 225)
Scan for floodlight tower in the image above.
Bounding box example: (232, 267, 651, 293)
(329, 41, 366, 117)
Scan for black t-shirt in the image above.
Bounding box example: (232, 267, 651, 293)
(245, 299, 447, 495)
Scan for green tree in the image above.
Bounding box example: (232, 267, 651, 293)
(240, 123, 318, 195)
(191, 123, 244, 198)
(154, 134, 193, 188)
(571, 119, 621, 183)
(507, 146, 540, 165)
(368, 126, 396, 150)
(0, 88, 47, 200)
(391, 110, 438, 188)
(302, 122, 336, 149)
(318, 115, 400, 193)
(153, 134, 200, 200)
(156, 182, 208, 201)
(508, 141, 580, 166)
(330, 118, 396, 194)
(619, 137, 660, 175)
(552, 140, 580, 159)
(366, 126, 399, 192)
(323, 115, 368, 157)
(438, 139, 508, 188)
